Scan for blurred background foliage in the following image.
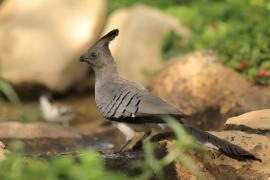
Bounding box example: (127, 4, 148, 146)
(109, 0, 270, 84)
(0, 80, 39, 123)
(0, 150, 125, 180)
(0, 80, 21, 106)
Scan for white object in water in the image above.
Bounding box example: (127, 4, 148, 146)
(39, 95, 75, 127)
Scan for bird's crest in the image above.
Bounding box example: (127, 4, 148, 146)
(90, 29, 119, 50)
(99, 29, 119, 42)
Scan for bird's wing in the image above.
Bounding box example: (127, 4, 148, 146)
(100, 86, 186, 123)
(136, 91, 185, 117)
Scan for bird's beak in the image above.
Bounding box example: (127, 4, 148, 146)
(79, 55, 87, 63)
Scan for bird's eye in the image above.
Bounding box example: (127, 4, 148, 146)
(91, 52, 97, 59)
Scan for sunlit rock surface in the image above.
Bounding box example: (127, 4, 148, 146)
(225, 109, 270, 131)
(170, 128, 270, 180)
(0, 0, 107, 91)
(149, 51, 270, 130)
(104, 4, 190, 85)
(104, 127, 270, 179)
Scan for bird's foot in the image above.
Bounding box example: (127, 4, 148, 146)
(131, 130, 152, 151)
(114, 130, 153, 153)
(131, 141, 143, 151)
(114, 139, 132, 154)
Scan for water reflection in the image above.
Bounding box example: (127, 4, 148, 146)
(0, 95, 125, 156)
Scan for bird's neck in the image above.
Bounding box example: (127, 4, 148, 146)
(93, 60, 119, 88)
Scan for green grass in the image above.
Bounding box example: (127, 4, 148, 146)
(0, 80, 21, 106)
(0, 80, 39, 122)
(0, 150, 125, 180)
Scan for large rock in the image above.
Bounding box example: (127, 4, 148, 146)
(172, 130, 270, 179)
(225, 109, 270, 131)
(149, 51, 270, 130)
(0, 0, 107, 92)
(104, 4, 190, 85)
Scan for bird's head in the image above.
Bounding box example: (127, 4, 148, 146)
(79, 29, 119, 68)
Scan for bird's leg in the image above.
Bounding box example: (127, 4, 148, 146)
(114, 123, 136, 153)
(132, 130, 152, 151)
(115, 132, 147, 153)
(117, 139, 132, 153)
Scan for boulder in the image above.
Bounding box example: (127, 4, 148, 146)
(104, 129, 270, 179)
(104, 4, 190, 85)
(149, 51, 270, 130)
(172, 129, 270, 179)
(0, 0, 107, 92)
(225, 109, 270, 131)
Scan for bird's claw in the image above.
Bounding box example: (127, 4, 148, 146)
(114, 139, 132, 154)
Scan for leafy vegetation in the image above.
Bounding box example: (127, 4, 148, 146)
(162, 31, 184, 60)
(165, 0, 270, 85)
(109, 0, 270, 85)
(0, 80, 21, 106)
(0, 150, 125, 180)
(0, 80, 39, 122)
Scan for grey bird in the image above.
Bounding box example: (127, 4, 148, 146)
(79, 29, 261, 161)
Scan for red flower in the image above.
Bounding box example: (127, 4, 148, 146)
(209, 22, 218, 31)
(258, 70, 268, 78)
(239, 61, 249, 69)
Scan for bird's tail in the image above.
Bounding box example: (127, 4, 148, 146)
(183, 125, 261, 162)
